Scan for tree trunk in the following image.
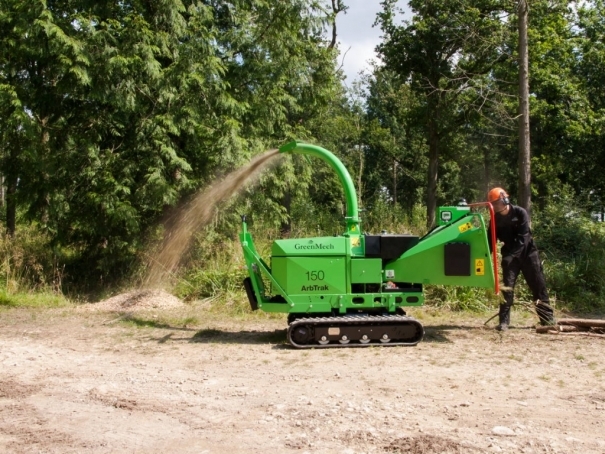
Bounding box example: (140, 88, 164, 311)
(280, 189, 292, 238)
(4, 135, 20, 237)
(5, 173, 17, 237)
(328, 0, 347, 49)
(518, 0, 531, 212)
(483, 146, 490, 200)
(0, 174, 4, 207)
(393, 159, 397, 207)
(426, 114, 438, 228)
(357, 145, 363, 209)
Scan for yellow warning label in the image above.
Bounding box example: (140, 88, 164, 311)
(351, 237, 360, 247)
(475, 259, 485, 276)
(458, 222, 473, 233)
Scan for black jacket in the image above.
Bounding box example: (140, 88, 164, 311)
(488, 204, 533, 258)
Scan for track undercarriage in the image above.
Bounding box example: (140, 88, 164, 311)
(287, 314, 424, 348)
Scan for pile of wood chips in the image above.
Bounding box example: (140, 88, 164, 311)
(81, 289, 184, 312)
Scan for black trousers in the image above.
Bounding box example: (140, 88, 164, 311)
(500, 244, 554, 324)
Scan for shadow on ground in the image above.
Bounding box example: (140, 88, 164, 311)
(145, 325, 510, 347)
(112, 314, 198, 331)
(423, 322, 537, 343)
(422, 323, 492, 343)
(190, 328, 288, 345)
(141, 328, 288, 346)
(130, 316, 539, 347)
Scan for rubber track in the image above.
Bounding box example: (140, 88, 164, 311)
(287, 314, 424, 349)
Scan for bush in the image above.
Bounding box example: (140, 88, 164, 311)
(0, 226, 70, 307)
(534, 189, 605, 313)
(425, 285, 499, 312)
(362, 200, 427, 236)
(172, 227, 266, 315)
(0, 226, 63, 294)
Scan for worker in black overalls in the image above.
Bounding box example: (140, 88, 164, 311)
(487, 187, 555, 331)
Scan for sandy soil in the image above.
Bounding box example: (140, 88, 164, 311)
(1, 294, 604, 454)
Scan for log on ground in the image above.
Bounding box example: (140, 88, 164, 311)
(556, 318, 605, 328)
(535, 325, 582, 334)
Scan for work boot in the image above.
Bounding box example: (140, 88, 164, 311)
(496, 303, 511, 331)
(536, 301, 555, 326)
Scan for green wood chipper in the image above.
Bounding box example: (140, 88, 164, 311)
(240, 141, 499, 348)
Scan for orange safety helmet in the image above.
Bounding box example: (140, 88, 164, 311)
(487, 187, 509, 204)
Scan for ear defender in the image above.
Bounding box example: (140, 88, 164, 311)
(487, 187, 510, 209)
(500, 191, 510, 205)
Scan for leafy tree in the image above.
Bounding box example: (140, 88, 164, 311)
(376, 0, 508, 226)
(207, 0, 346, 235)
(363, 68, 426, 213)
(575, 0, 605, 217)
(0, 0, 92, 237)
(1, 0, 347, 286)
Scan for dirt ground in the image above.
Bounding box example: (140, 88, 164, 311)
(1, 292, 605, 454)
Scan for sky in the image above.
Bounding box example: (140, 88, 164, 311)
(335, 0, 412, 85)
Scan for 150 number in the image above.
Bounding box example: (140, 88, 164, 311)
(305, 270, 325, 281)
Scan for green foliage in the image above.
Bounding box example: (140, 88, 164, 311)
(362, 70, 428, 213)
(376, 0, 509, 225)
(573, 0, 605, 214)
(0, 223, 71, 307)
(362, 199, 425, 236)
(525, 0, 598, 212)
(0, 226, 63, 293)
(172, 227, 259, 315)
(533, 187, 605, 312)
(1, 0, 344, 289)
(1, 0, 604, 315)
(425, 285, 497, 313)
(0, 290, 70, 308)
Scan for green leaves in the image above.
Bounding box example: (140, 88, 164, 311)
(375, 0, 509, 225)
(0, 0, 346, 284)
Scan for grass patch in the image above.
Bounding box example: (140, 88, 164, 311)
(181, 316, 199, 327)
(0, 290, 71, 308)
